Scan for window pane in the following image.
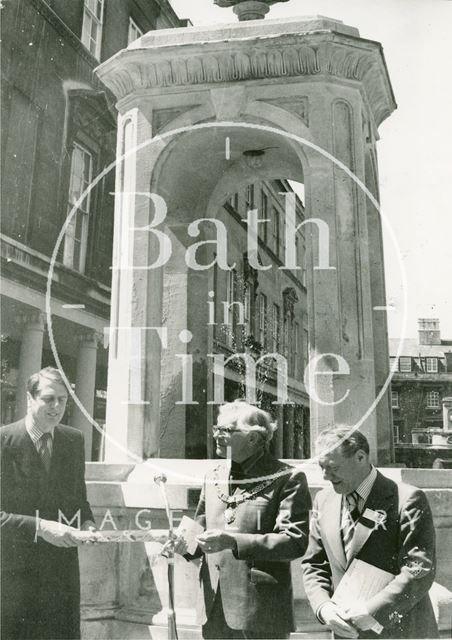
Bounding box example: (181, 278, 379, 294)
(64, 144, 93, 272)
(399, 357, 411, 372)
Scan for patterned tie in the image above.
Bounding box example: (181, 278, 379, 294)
(341, 490, 360, 560)
(38, 432, 52, 473)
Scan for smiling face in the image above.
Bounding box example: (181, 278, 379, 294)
(318, 446, 371, 494)
(27, 379, 68, 432)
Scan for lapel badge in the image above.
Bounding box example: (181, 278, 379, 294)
(363, 508, 387, 531)
(373, 510, 387, 531)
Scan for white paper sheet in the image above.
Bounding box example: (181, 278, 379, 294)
(175, 515, 204, 554)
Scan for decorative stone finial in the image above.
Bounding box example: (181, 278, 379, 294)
(214, 0, 290, 21)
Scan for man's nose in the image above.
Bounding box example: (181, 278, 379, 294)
(322, 468, 332, 481)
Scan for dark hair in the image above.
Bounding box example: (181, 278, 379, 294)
(315, 426, 370, 457)
(27, 367, 66, 398)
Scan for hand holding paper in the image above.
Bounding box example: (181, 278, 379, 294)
(161, 516, 204, 556)
(342, 602, 379, 632)
(319, 601, 359, 638)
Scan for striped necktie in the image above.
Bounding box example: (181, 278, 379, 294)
(341, 490, 360, 560)
(38, 432, 52, 473)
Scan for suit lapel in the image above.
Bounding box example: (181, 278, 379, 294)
(14, 421, 44, 476)
(323, 491, 347, 570)
(216, 461, 230, 502)
(347, 471, 395, 566)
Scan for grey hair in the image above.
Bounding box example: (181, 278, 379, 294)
(219, 400, 277, 443)
(315, 426, 370, 457)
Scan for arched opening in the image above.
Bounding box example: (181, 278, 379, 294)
(147, 123, 312, 458)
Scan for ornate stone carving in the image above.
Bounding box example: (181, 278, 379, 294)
(96, 30, 396, 127)
(283, 287, 298, 319)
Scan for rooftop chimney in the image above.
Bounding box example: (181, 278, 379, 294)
(418, 318, 441, 345)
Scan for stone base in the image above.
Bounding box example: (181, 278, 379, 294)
(81, 463, 452, 639)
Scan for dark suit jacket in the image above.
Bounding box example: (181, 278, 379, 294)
(192, 452, 311, 633)
(0, 419, 94, 640)
(301, 471, 438, 639)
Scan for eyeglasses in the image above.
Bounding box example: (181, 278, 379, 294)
(212, 425, 239, 436)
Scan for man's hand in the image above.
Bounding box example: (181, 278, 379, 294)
(37, 519, 85, 548)
(342, 602, 379, 632)
(79, 520, 102, 544)
(161, 535, 188, 557)
(196, 529, 236, 554)
(319, 601, 359, 638)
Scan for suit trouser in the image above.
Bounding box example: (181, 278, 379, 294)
(202, 587, 290, 640)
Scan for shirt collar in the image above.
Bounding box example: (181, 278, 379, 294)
(25, 415, 55, 445)
(354, 465, 377, 503)
(232, 447, 265, 478)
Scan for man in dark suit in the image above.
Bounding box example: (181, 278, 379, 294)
(1, 366, 97, 640)
(172, 400, 312, 639)
(301, 427, 438, 639)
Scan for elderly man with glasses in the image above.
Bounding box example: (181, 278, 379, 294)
(174, 399, 311, 639)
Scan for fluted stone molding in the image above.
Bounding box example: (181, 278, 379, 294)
(96, 19, 396, 127)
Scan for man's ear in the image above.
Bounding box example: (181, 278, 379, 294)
(356, 449, 368, 464)
(248, 431, 259, 446)
(26, 392, 33, 409)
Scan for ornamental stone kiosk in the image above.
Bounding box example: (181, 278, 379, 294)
(96, 15, 397, 465)
(76, 14, 452, 640)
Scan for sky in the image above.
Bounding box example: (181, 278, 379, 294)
(170, 0, 452, 340)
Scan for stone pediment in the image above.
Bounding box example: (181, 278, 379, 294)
(96, 16, 395, 127)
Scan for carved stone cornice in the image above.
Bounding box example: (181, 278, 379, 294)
(96, 23, 396, 127)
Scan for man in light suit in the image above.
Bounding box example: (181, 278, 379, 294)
(174, 400, 312, 639)
(301, 427, 438, 639)
(1, 367, 97, 639)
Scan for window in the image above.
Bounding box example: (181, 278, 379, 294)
(2, 88, 40, 240)
(426, 357, 438, 373)
(229, 192, 239, 212)
(398, 357, 412, 372)
(391, 390, 399, 409)
(426, 391, 440, 409)
(244, 285, 252, 334)
(272, 207, 280, 258)
(225, 269, 238, 347)
(272, 304, 280, 352)
(81, 0, 104, 60)
(393, 422, 400, 443)
(64, 143, 93, 273)
(128, 18, 143, 44)
(245, 184, 255, 210)
(294, 322, 300, 377)
(258, 293, 267, 348)
(261, 192, 268, 244)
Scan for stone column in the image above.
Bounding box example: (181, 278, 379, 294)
(73, 331, 99, 460)
(305, 89, 379, 461)
(16, 311, 45, 418)
(104, 106, 163, 462)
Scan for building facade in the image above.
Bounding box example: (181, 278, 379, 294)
(0, 0, 185, 458)
(207, 179, 310, 459)
(390, 319, 452, 463)
(1, 1, 310, 460)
